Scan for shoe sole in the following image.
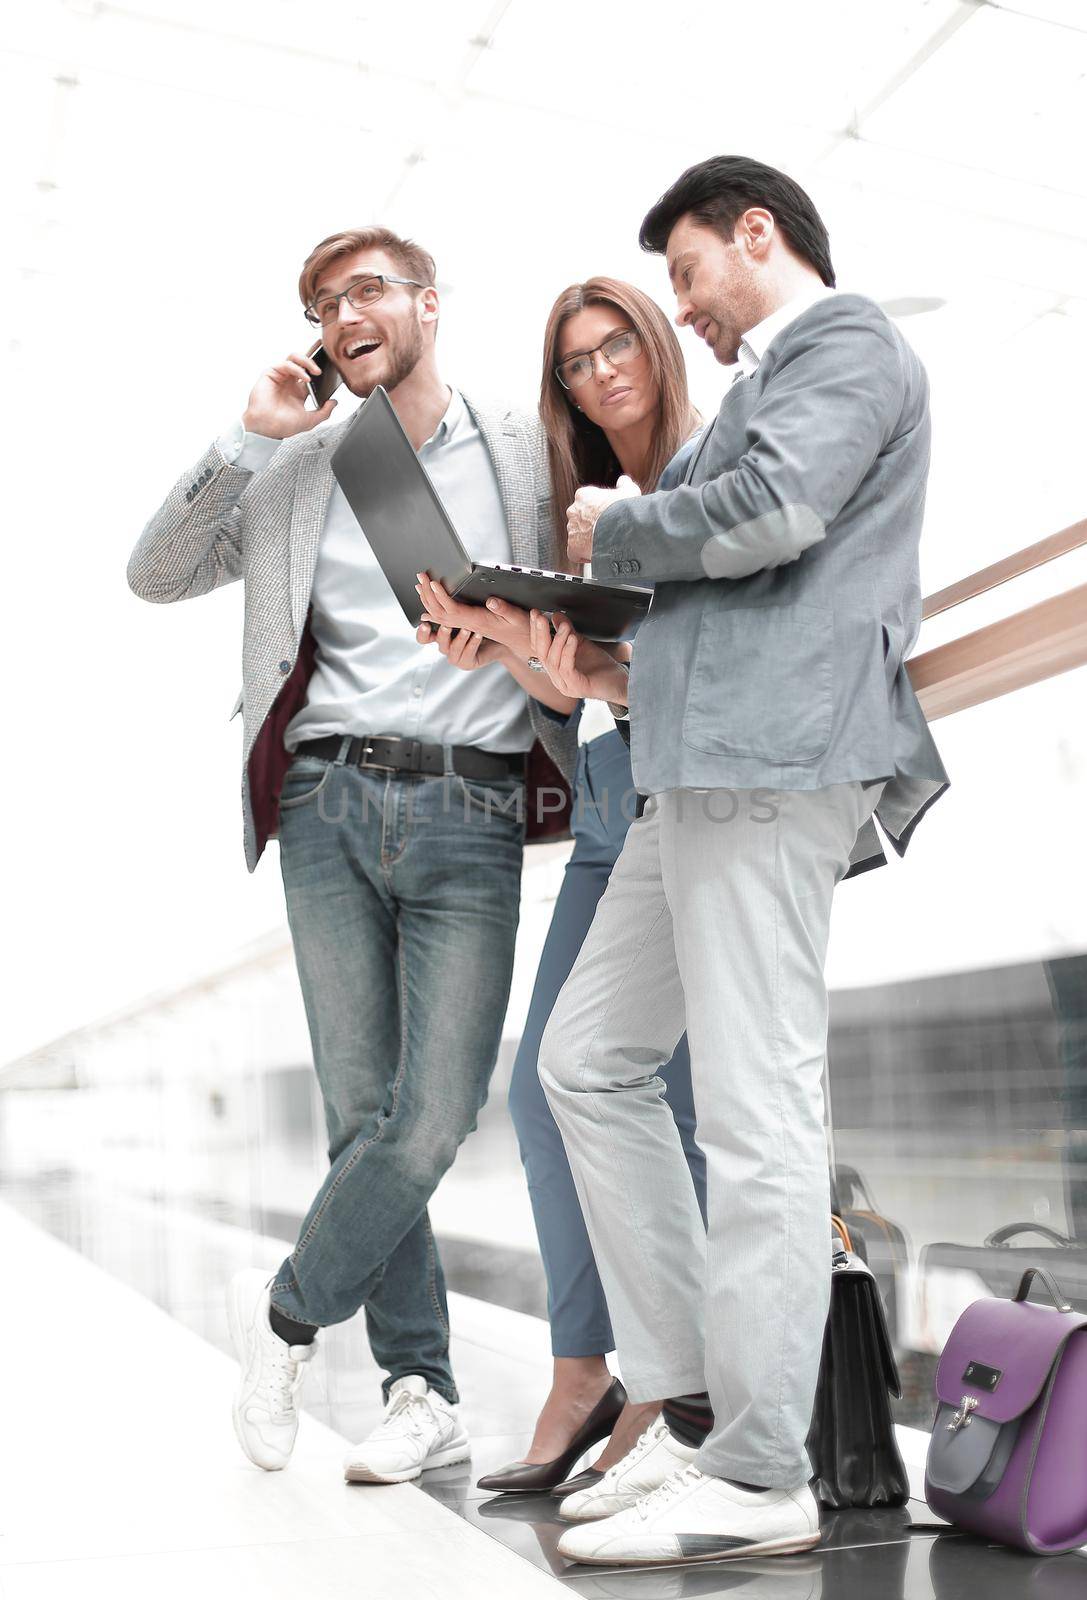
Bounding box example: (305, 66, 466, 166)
(344, 1440, 471, 1485)
(226, 1276, 291, 1473)
(562, 1532, 822, 1566)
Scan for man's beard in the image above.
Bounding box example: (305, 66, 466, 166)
(344, 319, 425, 399)
(704, 305, 741, 365)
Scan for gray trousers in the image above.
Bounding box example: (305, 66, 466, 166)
(539, 782, 882, 1489)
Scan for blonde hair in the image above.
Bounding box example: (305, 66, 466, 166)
(539, 278, 699, 568)
(298, 226, 436, 310)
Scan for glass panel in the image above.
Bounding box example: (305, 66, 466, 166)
(825, 665, 1087, 1426)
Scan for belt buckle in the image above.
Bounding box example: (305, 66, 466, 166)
(359, 735, 421, 774)
(358, 739, 396, 773)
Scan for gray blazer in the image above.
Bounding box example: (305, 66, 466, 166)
(592, 293, 948, 869)
(128, 395, 577, 872)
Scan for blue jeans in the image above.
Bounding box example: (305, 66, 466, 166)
(508, 730, 707, 1356)
(270, 748, 524, 1404)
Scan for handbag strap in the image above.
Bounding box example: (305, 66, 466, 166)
(831, 1214, 853, 1253)
(1013, 1265, 1074, 1312)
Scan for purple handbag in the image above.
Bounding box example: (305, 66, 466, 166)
(925, 1265, 1087, 1554)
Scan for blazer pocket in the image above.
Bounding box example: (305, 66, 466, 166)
(682, 603, 833, 763)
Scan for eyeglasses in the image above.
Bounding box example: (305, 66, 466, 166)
(304, 273, 426, 328)
(554, 328, 643, 390)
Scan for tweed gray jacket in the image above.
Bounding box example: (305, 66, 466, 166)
(128, 394, 577, 872)
(592, 294, 949, 872)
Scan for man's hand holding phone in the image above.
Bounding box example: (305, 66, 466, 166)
(241, 348, 339, 439)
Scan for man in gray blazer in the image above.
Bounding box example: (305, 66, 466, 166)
(128, 226, 575, 1483)
(535, 158, 948, 1566)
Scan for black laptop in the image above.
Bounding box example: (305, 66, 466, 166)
(330, 387, 652, 643)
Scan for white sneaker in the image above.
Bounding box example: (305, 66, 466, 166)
(343, 1375, 470, 1484)
(557, 1467, 822, 1566)
(559, 1415, 698, 1522)
(227, 1268, 317, 1471)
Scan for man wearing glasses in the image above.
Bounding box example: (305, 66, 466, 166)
(128, 227, 575, 1483)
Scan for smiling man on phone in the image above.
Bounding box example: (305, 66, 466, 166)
(128, 227, 575, 1484)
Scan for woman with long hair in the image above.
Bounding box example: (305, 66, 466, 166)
(416, 278, 706, 1496)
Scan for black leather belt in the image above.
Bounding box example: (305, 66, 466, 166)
(295, 734, 525, 782)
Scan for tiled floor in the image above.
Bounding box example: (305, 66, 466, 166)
(4, 1178, 1086, 1598)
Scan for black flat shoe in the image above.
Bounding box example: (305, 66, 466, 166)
(550, 1465, 604, 1497)
(475, 1377, 626, 1493)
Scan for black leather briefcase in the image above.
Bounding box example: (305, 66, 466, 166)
(807, 1220, 910, 1509)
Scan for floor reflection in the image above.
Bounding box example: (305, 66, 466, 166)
(926, 1533, 1087, 1599)
(5, 1173, 1085, 1598)
(418, 1462, 939, 1595)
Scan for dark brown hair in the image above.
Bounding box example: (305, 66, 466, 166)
(298, 226, 436, 310)
(640, 156, 835, 287)
(539, 278, 699, 567)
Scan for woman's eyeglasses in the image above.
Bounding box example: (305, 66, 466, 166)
(555, 329, 643, 391)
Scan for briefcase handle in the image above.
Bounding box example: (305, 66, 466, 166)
(1013, 1265, 1073, 1313)
(831, 1215, 854, 1253)
(985, 1221, 1074, 1249)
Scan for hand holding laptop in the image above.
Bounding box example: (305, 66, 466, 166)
(417, 622, 504, 672)
(415, 574, 534, 660)
(528, 611, 631, 706)
(331, 388, 651, 642)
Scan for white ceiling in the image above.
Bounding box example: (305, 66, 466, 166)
(5, 0, 1087, 577)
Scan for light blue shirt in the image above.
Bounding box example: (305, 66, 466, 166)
(220, 388, 534, 754)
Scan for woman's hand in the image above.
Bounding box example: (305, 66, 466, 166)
(528, 610, 630, 704)
(416, 620, 505, 671)
(416, 611, 578, 714)
(415, 573, 534, 658)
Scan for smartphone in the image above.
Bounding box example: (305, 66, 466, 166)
(306, 340, 343, 409)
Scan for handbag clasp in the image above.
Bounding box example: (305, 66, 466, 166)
(947, 1395, 979, 1433)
